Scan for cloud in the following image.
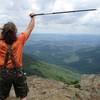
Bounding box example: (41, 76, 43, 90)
(0, 0, 100, 34)
(80, 9, 100, 25)
(52, 0, 74, 11)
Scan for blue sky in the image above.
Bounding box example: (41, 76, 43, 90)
(0, 0, 100, 35)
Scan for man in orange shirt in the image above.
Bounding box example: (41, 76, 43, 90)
(0, 14, 35, 100)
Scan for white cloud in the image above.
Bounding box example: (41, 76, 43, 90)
(0, 0, 100, 34)
(52, 0, 74, 12)
(80, 8, 100, 25)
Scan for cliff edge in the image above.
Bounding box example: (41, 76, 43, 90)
(8, 74, 100, 100)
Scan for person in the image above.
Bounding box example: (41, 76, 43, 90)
(0, 13, 35, 100)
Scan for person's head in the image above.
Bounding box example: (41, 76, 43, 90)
(2, 22, 17, 45)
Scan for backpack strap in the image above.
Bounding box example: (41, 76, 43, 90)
(3, 45, 17, 69)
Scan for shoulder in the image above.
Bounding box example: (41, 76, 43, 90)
(0, 39, 7, 48)
(18, 32, 29, 39)
(17, 32, 29, 45)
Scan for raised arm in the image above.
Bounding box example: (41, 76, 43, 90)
(0, 25, 3, 39)
(0, 32, 2, 39)
(25, 14, 35, 35)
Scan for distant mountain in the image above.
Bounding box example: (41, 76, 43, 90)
(68, 47, 100, 73)
(27, 34, 100, 47)
(22, 53, 80, 84)
(23, 34, 100, 74)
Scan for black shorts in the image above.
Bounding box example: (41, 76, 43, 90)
(0, 68, 29, 100)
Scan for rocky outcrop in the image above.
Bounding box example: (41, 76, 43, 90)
(8, 74, 100, 100)
(75, 74, 100, 100)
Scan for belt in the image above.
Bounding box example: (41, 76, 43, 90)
(0, 67, 24, 74)
(0, 65, 22, 70)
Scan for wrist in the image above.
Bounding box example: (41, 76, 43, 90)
(30, 13, 35, 18)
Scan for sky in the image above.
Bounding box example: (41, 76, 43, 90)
(0, 0, 100, 35)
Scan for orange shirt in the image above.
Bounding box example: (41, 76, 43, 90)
(0, 32, 29, 69)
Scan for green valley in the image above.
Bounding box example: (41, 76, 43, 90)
(23, 53, 80, 84)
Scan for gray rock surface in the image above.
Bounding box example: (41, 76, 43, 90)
(7, 74, 100, 100)
(75, 74, 100, 100)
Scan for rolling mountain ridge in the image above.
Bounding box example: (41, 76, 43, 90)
(23, 34, 100, 73)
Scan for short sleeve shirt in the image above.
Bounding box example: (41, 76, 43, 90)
(0, 32, 29, 69)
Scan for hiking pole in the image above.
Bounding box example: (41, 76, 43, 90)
(30, 8, 96, 17)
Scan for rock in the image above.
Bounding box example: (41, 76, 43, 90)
(7, 74, 100, 100)
(75, 74, 100, 100)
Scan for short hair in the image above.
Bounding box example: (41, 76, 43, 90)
(2, 22, 17, 45)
